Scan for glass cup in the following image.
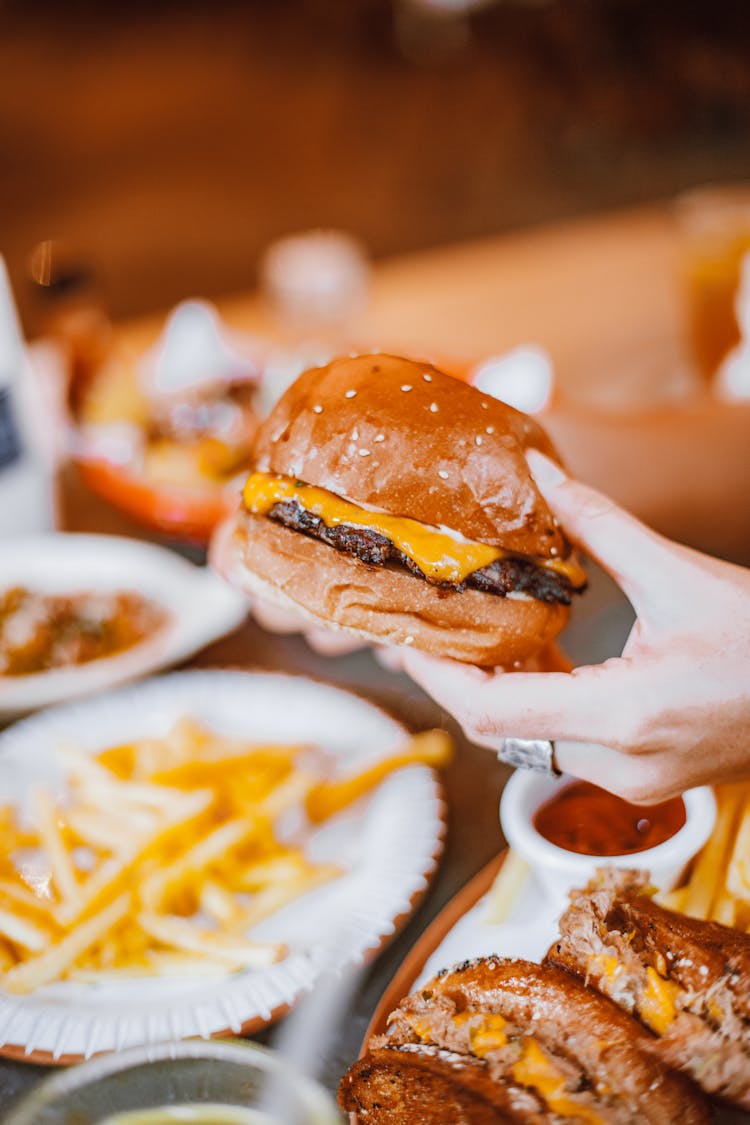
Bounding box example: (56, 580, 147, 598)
(4, 1040, 342, 1125)
(675, 183, 750, 381)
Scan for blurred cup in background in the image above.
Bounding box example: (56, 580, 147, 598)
(675, 183, 750, 381)
(4, 1039, 341, 1125)
(257, 230, 371, 411)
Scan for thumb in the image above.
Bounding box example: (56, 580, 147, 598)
(526, 449, 684, 615)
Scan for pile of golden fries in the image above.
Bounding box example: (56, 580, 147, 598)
(661, 782, 750, 929)
(0, 721, 452, 994)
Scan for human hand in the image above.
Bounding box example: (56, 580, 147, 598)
(249, 599, 371, 657)
(210, 510, 368, 656)
(402, 450, 750, 801)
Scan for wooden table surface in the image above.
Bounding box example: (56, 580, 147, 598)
(2, 203, 747, 1113)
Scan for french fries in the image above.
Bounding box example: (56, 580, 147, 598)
(0, 721, 451, 993)
(483, 849, 530, 925)
(661, 782, 750, 931)
(2, 895, 131, 995)
(305, 729, 452, 823)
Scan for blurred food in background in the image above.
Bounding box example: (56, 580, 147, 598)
(69, 300, 265, 541)
(78, 301, 262, 481)
(0, 532, 248, 718)
(0, 587, 167, 677)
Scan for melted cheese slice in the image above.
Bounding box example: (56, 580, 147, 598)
(243, 472, 586, 588)
(589, 952, 625, 987)
(639, 967, 681, 1036)
(513, 1039, 604, 1124)
(466, 1014, 508, 1057)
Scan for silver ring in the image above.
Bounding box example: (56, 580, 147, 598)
(497, 737, 561, 777)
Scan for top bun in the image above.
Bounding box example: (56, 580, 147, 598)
(252, 354, 566, 558)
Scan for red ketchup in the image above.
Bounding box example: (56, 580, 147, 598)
(533, 780, 687, 857)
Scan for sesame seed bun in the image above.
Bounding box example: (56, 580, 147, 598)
(236, 354, 577, 667)
(253, 354, 566, 557)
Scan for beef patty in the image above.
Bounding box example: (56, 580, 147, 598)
(268, 500, 577, 605)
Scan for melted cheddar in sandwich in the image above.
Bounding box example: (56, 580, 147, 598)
(454, 1013, 509, 1056)
(243, 472, 586, 588)
(589, 953, 625, 987)
(403, 1010, 509, 1055)
(639, 967, 681, 1036)
(400, 1008, 603, 1122)
(513, 1039, 604, 1124)
(588, 954, 680, 1037)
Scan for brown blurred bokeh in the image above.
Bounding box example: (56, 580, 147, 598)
(1, 0, 750, 329)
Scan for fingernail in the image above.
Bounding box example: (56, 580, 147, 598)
(527, 448, 567, 487)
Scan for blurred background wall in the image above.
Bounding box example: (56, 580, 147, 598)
(1, 0, 749, 328)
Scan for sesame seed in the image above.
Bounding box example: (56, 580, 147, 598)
(550, 546, 558, 556)
(345, 389, 357, 398)
(475, 435, 483, 446)
(312, 404, 323, 414)
(429, 403, 438, 413)
(481, 401, 488, 409)
(359, 448, 371, 457)
(404, 635, 414, 645)
(401, 384, 412, 392)
(351, 428, 359, 441)
(374, 434, 385, 443)
(486, 425, 494, 434)
(423, 373, 433, 382)
(438, 469, 449, 479)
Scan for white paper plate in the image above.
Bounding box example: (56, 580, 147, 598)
(0, 670, 445, 1062)
(415, 866, 560, 991)
(0, 534, 248, 719)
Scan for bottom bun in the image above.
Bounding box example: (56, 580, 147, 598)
(235, 511, 569, 667)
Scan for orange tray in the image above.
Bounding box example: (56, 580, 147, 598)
(363, 851, 505, 1044)
(75, 458, 235, 544)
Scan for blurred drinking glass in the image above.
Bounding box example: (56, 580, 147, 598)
(5, 1040, 341, 1125)
(675, 183, 750, 381)
(28, 239, 113, 417)
(258, 230, 370, 411)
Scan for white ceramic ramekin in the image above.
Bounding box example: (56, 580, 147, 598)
(500, 767, 716, 910)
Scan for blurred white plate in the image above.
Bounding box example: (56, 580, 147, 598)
(0, 669, 445, 1062)
(0, 533, 248, 719)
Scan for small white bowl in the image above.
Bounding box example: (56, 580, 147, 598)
(500, 766, 716, 910)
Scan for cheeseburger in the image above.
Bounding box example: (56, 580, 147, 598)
(235, 354, 585, 666)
